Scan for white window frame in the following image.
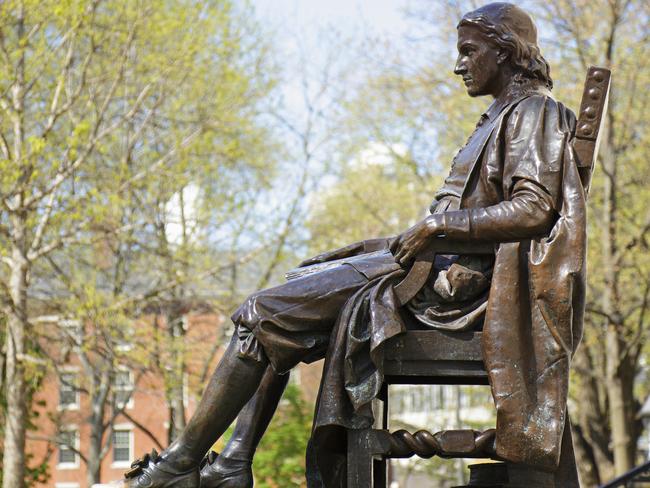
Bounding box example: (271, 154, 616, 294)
(58, 367, 80, 411)
(113, 367, 134, 410)
(56, 425, 80, 470)
(55, 483, 80, 488)
(60, 319, 83, 348)
(111, 423, 134, 469)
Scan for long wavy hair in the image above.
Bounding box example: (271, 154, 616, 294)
(458, 15, 553, 90)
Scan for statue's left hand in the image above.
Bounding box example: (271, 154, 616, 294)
(390, 215, 443, 266)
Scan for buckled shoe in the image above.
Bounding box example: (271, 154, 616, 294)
(110, 449, 200, 488)
(200, 451, 253, 488)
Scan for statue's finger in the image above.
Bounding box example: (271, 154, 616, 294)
(399, 249, 414, 265)
(389, 237, 400, 255)
(394, 246, 405, 263)
(396, 244, 413, 264)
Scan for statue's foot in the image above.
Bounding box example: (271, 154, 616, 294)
(200, 451, 253, 488)
(100, 449, 200, 488)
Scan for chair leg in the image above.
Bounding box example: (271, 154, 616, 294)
(347, 391, 392, 487)
(348, 429, 374, 488)
(347, 428, 391, 488)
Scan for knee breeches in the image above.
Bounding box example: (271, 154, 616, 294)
(231, 264, 369, 373)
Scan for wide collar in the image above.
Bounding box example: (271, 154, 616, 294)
(480, 81, 552, 124)
(456, 82, 552, 203)
(433, 81, 553, 208)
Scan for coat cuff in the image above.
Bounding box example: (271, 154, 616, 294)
(443, 210, 471, 239)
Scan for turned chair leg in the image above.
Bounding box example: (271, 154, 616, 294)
(347, 429, 390, 488)
(347, 394, 390, 488)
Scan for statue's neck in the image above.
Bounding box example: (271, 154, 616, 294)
(494, 77, 546, 103)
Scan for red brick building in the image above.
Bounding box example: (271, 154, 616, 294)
(27, 313, 322, 488)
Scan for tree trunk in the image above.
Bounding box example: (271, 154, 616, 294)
(572, 423, 601, 488)
(606, 328, 637, 474)
(3, 5, 28, 486)
(3, 234, 29, 488)
(165, 190, 188, 443)
(166, 314, 186, 443)
(87, 436, 103, 484)
(571, 345, 614, 483)
(601, 122, 636, 475)
(87, 400, 104, 486)
(86, 365, 113, 486)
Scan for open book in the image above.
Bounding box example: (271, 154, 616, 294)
(285, 250, 390, 281)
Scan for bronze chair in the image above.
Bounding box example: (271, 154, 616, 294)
(346, 66, 611, 488)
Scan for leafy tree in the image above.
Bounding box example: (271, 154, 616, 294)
(253, 383, 313, 488)
(0, 0, 278, 485)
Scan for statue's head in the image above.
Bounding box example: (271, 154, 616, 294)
(454, 2, 552, 98)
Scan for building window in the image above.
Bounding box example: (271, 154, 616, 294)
(112, 428, 133, 466)
(57, 428, 79, 469)
(59, 372, 79, 410)
(113, 369, 134, 409)
(60, 319, 83, 347)
(55, 484, 80, 488)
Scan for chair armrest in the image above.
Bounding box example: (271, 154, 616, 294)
(394, 238, 495, 306)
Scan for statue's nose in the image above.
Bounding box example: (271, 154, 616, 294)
(454, 58, 466, 76)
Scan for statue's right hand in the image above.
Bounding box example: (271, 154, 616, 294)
(298, 241, 365, 267)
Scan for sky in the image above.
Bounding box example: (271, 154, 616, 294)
(249, 0, 430, 120)
(236, 1, 424, 246)
(252, 0, 414, 39)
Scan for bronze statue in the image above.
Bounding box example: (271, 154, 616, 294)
(111, 3, 587, 487)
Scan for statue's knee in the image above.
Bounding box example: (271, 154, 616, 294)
(235, 293, 264, 331)
(234, 323, 267, 365)
(229, 293, 269, 364)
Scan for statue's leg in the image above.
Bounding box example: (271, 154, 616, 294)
(200, 366, 289, 487)
(194, 264, 373, 487)
(119, 262, 371, 488)
(122, 335, 268, 488)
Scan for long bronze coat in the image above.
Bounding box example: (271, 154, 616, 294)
(308, 82, 585, 486)
(442, 85, 586, 475)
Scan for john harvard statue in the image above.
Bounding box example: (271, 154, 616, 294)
(109, 3, 588, 487)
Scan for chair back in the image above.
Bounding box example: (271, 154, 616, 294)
(573, 66, 612, 193)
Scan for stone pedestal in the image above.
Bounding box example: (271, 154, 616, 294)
(453, 462, 555, 488)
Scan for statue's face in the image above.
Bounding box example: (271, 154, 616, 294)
(454, 25, 503, 97)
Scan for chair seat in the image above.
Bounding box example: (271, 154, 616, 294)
(383, 329, 488, 385)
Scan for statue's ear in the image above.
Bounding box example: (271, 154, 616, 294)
(496, 49, 509, 65)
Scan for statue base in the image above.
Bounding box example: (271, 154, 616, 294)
(452, 462, 555, 488)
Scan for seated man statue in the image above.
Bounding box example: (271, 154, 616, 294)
(114, 3, 586, 487)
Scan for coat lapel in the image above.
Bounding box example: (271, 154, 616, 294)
(459, 89, 542, 203)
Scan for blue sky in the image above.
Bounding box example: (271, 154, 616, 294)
(241, 1, 422, 244)
(249, 0, 426, 118)
(252, 0, 413, 38)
